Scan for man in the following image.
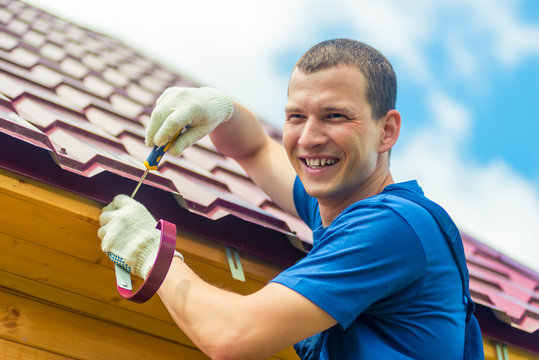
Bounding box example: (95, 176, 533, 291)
(99, 39, 482, 359)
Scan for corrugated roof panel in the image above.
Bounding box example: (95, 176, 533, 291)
(520, 316, 539, 334)
(40, 42, 65, 62)
(260, 201, 313, 246)
(0, 8, 14, 24)
(181, 144, 233, 172)
(82, 75, 115, 98)
(32, 17, 50, 34)
(139, 74, 171, 93)
(10, 45, 38, 66)
(0, 32, 17, 51)
(463, 235, 538, 332)
(87, 108, 145, 139)
(6, 17, 28, 35)
(125, 83, 156, 106)
(102, 67, 130, 87)
(108, 93, 146, 118)
(0, 95, 52, 150)
(0, 0, 537, 338)
(31, 63, 64, 87)
(22, 29, 45, 47)
(212, 168, 270, 206)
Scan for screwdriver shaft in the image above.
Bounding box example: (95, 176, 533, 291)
(131, 169, 149, 198)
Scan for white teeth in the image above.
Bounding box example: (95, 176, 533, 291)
(305, 158, 338, 169)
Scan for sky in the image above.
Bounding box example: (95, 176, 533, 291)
(25, 0, 539, 272)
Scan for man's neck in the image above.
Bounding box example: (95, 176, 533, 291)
(318, 172, 394, 227)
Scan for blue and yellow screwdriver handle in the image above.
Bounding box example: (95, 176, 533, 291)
(144, 129, 183, 170)
(131, 127, 187, 198)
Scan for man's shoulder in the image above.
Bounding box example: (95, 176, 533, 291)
(337, 181, 430, 226)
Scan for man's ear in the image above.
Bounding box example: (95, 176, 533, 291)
(378, 110, 401, 154)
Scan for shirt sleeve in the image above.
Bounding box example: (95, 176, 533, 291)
(271, 202, 427, 329)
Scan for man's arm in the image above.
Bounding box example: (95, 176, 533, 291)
(145, 87, 298, 217)
(210, 103, 298, 217)
(158, 258, 337, 360)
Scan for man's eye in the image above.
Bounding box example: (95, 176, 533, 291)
(287, 114, 304, 121)
(329, 113, 345, 119)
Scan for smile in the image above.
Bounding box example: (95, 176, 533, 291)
(303, 157, 339, 169)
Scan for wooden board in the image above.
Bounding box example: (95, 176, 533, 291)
(0, 168, 299, 359)
(0, 290, 208, 360)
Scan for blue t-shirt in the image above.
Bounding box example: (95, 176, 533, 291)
(271, 179, 466, 359)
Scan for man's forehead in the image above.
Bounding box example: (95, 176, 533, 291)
(287, 66, 367, 106)
(288, 66, 366, 91)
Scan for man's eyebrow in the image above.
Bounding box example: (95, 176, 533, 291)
(284, 105, 303, 113)
(284, 104, 351, 114)
(321, 105, 348, 113)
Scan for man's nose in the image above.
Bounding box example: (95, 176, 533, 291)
(297, 117, 327, 149)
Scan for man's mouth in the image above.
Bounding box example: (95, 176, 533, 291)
(303, 157, 339, 169)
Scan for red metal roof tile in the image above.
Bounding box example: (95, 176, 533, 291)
(31, 17, 50, 34)
(212, 167, 270, 206)
(0, 8, 14, 24)
(82, 75, 115, 98)
(0, 30, 18, 50)
(22, 29, 45, 47)
(0, 94, 52, 150)
(102, 68, 130, 87)
(463, 234, 538, 333)
(10, 45, 38, 66)
(59, 57, 88, 78)
(125, 83, 156, 106)
(0, 0, 537, 343)
(6, 18, 28, 35)
(86, 107, 145, 139)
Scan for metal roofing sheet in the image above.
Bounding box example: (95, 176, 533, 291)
(0, 0, 537, 340)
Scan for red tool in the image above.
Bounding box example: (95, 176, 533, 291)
(115, 220, 176, 303)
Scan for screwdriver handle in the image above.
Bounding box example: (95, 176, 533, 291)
(144, 127, 186, 170)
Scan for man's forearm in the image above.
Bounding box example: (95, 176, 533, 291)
(157, 259, 270, 360)
(209, 102, 298, 216)
(210, 102, 269, 162)
(157, 257, 337, 359)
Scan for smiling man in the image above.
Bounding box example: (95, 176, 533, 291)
(98, 39, 483, 359)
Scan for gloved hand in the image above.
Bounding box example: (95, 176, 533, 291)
(98, 194, 160, 280)
(145, 86, 234, 156)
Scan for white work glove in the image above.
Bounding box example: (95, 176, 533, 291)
(145, 86, 234, 156)
(98, 194, 160, 280)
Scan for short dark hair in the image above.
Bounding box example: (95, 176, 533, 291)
(294, 39, 397, 120)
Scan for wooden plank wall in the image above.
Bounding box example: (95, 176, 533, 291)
(0, 168, 298, 360)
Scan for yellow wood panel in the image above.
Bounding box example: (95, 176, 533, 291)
(0, 168, 284, 282)
(0, 269, 193, 345)
(0, 168, 299, 359)
(0, 337, 75, 360)
(0, 271, 297, 360)
(0, 223, 275, 318)
(507, 347, 539, 360)
(0, 290, 209, 360)
(483, 337, 539, 360)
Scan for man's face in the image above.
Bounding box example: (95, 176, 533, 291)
(283, 65, 385, 204)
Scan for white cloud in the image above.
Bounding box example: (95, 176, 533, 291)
(392, 92, 539, 271)
(428, 92, 472, 140)
(467, 0, 539, 66)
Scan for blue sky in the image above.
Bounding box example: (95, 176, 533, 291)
(27, 0, 539, 271)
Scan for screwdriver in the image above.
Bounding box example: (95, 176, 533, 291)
(131, 127, 187, 199)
